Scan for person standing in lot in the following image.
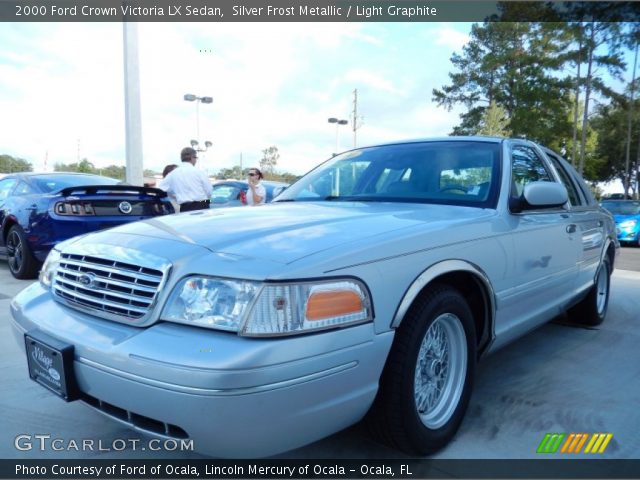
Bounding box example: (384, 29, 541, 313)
(246, 168, 266, 206)
(157, 164, 179, 212)
(159, 147, 213, 212)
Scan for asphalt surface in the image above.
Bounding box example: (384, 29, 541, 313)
(0, 248, 639, 460)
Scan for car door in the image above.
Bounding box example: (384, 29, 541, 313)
(544, 151, 605, 293)
(496, 142, 581, 344)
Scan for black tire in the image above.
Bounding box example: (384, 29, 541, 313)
(6, 225, 40, 279)
(567, 256, 611, 327)
(367, 284, 476, 455)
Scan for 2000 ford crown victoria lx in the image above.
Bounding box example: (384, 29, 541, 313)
(11, 138, 617, 457)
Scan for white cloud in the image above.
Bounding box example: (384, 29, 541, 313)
(343, 68, 403, 96)
(431, 26, 470, 50)
(1, 22, 466, 177)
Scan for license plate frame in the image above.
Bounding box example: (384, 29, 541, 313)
(24, 331, 79, 402)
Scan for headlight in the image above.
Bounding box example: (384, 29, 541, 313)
(162, 277, 373, 337)
(161, 277, 260, 332)
(619, 219, 638, 228)
(39, 248, 61, 289)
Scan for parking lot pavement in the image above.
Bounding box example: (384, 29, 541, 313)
(1, 251, 639, 460)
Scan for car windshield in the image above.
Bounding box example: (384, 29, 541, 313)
(211, 184, 241, 201)
(602, 201, 640, 215)
(275, 141, 501, 208)
(32, 174, 119, 193)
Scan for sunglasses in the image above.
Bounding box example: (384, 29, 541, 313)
(248, 173, 258, 177)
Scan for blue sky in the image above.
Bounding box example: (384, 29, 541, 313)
(0, 21, 634, 195)
(0, 22, 470, 176)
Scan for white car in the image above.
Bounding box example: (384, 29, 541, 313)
(11, 137, 618, 457)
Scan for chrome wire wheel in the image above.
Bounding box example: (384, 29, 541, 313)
(595, 264, 608, 316)
(6, 229, 24, 274)
(414, 313, 467, 429)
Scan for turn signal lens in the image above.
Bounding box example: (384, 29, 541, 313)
(306, 289, 363, 321)
(241, 279, 372, 337)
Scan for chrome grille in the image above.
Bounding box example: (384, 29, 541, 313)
(53, 253, 164, 320)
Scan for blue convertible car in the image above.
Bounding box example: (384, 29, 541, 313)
(601, 199, 640, 246)
(0, 172, 174, 279)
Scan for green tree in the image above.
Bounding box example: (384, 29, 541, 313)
(433, 17, 573, 146)
(591, 99, 640, 196)
(0, 154, 32, 173)
(54, 159, 95, 173)
(77, 159, 95, 173)
(476, 101, 511, 136)
(99, 165, 126, 180)
(564, 4, 627, 174)
(217, 166, 247, 179)
(260, 146, 280, 174)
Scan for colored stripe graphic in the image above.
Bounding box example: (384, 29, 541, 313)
(537, 433, 565, 453)
(538, 433, 613, 454)
(560, 433, 588, 453)
(584, 433, 613, 454)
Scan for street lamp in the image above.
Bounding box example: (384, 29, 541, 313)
(184, 93, 213, 151)
(328, 117, 348, 154)
(190, 139, 213, 153)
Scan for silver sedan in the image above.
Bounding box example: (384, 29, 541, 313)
(11, 137, 617, 457)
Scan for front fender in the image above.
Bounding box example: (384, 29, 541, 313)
(390, 259, 496, 356)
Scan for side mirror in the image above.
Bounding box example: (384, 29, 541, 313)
(510, 181, 568, 213)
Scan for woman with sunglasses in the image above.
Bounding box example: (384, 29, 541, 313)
(246, 168, 266, 206)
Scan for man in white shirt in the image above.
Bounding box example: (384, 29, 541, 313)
(160, 147, 213, 212)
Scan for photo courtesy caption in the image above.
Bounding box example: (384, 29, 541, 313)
(16, 463, 413, 477)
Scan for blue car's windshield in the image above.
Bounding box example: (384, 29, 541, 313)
(32, 174, 119, 193)
(601, 201, 640, 215)
(274, 141, 502, 208)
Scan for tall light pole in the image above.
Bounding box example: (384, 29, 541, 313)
(184, 94, 213, 152)
(123, 22, 144, 186)
(328, 117, 348, 154)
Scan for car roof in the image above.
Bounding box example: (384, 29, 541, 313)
(354, 136, 507, 150)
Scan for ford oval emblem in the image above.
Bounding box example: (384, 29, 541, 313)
(118, 201, 133, 214)
(78, 272, 96, 288)
(48, 368, 61, 381)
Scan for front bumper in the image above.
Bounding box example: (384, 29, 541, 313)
(11, 283, 393, 458)
(616, 226, 639, 244)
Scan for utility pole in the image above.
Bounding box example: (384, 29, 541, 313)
(624, 42, 639, 198)
(351, 89, 363, 148)
(123, 21, 144, 186)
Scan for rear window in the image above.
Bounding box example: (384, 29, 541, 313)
(32, 174, 119, 193)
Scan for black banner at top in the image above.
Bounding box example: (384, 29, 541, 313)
(1, 0, 640, 22)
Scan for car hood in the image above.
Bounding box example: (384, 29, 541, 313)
(613, 214, 640, 223)
(85, 202, 495, 264)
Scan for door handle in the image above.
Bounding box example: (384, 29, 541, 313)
(566, 224, 577, 234)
